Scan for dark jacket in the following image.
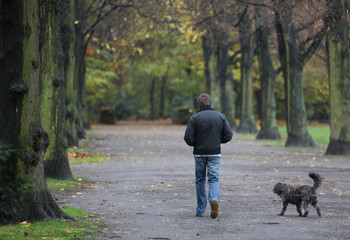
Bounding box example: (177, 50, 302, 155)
(184, 107, 233, 154)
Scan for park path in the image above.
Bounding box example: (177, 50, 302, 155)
(57, 122, 350, 240)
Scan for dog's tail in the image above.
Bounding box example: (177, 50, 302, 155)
(309, 172, 322, 189)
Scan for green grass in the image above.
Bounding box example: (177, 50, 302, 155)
(0, 178, 102, 239)
(67, 146, 89, 153)
(69, 153, 107, 164)
(236, 125, 330, 147)
(68, 146, 109, 164)
(46, 175, 89, 193)
(0, 207, 100, 240)
(278, 126, 330, 145)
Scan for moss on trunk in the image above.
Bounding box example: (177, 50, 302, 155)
(62, 0, 79, 147)
(237, 14, 257, 133)
(39, 0, 73, 180)
(274, 5, 316, 147)
(0, 0, 72, 224)
(325, 0, 350, 155)
(256, 17, 280, 140)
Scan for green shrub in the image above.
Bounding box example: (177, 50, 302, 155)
(86, 56, 119, 123)
(99, 107, 116, 124)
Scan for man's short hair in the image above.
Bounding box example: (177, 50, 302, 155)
(197, 93, 212, 109)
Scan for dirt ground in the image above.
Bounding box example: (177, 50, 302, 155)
(56, 123, 350, 240)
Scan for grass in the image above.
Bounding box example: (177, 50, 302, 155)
(277, 126, 330, 145)
(46, 175, 90, 193)
(67, 147, 108, 164)
(0, 207, 100, 240)
(0, 176, 101, 239)
(69, 153, 106, 164)
(67, 146, 89, 153)
(236, 125, 330, 147)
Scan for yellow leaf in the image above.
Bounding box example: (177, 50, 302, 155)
(19, 221, 32, 227)
(64, 228, 73, 233)
(136, 47, 143, 55)
(74, 20, 79, 25)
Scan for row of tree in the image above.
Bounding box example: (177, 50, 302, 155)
(0, 0, 92, 224)
(0, 0, 349, 225)
(185, 0, 350, 152)
(99, 0, 349, 153)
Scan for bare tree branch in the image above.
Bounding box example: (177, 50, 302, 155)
(234, 6, 248, 28)
(301, 25, 328, 65)
(235, 0, 271, 9)
(83, 4, 134, 37)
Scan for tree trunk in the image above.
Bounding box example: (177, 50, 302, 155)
(256, 21, 281, 140)
(274, 7, 315, 147)
(217, 31, 236, 127)
(0, 0, 71, 224)
(62, 0, 79, 147)
(159, 75, 167, 118)
(202, 32, 213, 94)
(150, 77, 156, 120)
(237, 14, 258, 133)
(40, 0, 73, 180)
(75, 0, 89, 138)
(326, 0, 350, 155)
(201, 31, 220, 110)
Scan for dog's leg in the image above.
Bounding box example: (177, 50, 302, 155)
(279, 201, 288, 216)
(312, 202, 321, 217)
(296, 204, 303, 216)
(302, 201, 309, 217)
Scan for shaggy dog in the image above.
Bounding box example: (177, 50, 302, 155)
(273, 172, 322, 217)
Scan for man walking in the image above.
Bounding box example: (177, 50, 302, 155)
(184, 93, 233, 219)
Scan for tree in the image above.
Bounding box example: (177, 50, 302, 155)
(196, 0, 236, 127)
(325, 0, 350, 155)
(75, 0, 90, 137)
(40, 0, 73, 180)
(62, 0, 79, 147)
(255, 8, 281, 140)
(0, 0, 71, 224)
(273, 0, 327, 146)
(237, 6, 258, 133)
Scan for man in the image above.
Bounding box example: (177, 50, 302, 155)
(184, 93, 233, 219)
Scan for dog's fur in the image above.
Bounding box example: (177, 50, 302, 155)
(273, 172, 322, 217)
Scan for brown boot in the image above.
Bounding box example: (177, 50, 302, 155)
(210, 200, 218, 219)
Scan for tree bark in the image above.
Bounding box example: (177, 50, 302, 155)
(217, 31, 236, 128)
(150, 77, 156, 120)
(202, 31, 213, 94)
(201, 31, 220, 110)
(0, 0, 71, 224)
(40, 0, 73, 180)
(255, 17, 281, 140)
(75, 0, 89, 138)
(62, 0, 79, 147)
(325, 0, 350, 155)
(237, 13, 258, 133)
(159, 75, 167, 118)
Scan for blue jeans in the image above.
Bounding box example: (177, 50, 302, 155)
(194, 156, 220, 215)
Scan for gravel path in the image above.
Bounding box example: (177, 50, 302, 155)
(56, 123, 350, 240)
